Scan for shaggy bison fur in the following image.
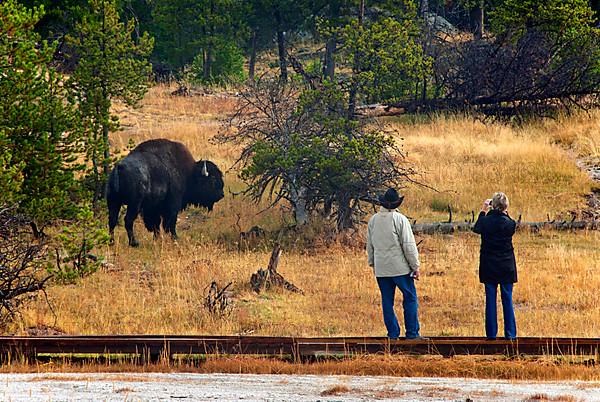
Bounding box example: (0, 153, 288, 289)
(107, 139, 224, 247)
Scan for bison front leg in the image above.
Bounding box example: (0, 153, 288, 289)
(142, 211, 161, 240)
(162, 210, 179, 241)
(124, 204, 141, 247)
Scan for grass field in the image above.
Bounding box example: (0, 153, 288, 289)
(12, 85, 600, 378)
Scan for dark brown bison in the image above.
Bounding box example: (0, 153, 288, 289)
(107, 139, 224, 247)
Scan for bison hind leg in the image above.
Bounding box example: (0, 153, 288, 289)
(124, 204, 141, 247)
(108, 199, 122, 245)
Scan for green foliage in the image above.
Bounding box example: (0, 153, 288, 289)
(0, 0, 84, 224)
(489, 0, 597, 39)
(297, 85, 403, 201)
(50, 206, 110, 284)
(189, 39, 246, 85)
(0, 137, 23, 205)
(339, 16, 430, 103)
(151, 0, 205, 71)
(488, 0, 600, 100)
(303, 59, 323, 77)
(20, 0, 88, 37)
(152, 0, 248, 73)
(429, 197, 451, 212)
(67, 0, 153, 202)
(69, 0, 154, 106)
(222, 79, 412, 229)
(316, 2, 430, 104)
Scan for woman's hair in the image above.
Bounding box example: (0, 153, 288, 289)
(492, 192, 509, 211)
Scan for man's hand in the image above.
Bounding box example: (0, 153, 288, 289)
(411, 270, 420, 281)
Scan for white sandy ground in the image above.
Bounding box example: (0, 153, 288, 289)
(1, 373, 600, 401)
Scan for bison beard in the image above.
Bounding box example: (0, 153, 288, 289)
(107, 139, 224, 247)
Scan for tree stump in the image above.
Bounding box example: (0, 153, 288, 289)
(250, 244, 304, 295)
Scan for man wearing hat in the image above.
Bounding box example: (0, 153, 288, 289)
(366, 188, 423, 340)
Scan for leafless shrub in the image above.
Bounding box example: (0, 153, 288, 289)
(430, 29, 600, 120)
(0, 206, 52, 328)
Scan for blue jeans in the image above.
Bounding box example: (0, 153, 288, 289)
(484, 282, 517, 339)
(376, 274, 420, 339)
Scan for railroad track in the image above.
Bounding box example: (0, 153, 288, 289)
(1, 336, 599, 362)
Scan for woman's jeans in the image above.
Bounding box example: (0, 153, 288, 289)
(484, 282, 517, 339)
(376, 274, 420, 339)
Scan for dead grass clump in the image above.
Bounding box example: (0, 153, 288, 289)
(371, 389, 407, 399)
(320, 384, 351, 396)
(523, 394, 581, 402)
(114, 387, 135, 394)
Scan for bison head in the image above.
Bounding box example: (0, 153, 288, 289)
(187, 160, 225, 211)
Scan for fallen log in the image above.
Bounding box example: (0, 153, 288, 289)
(355, 103, 406, 117)
(411, 220, 600, 235)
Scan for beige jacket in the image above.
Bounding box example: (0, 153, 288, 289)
(366, 207, 420, 277)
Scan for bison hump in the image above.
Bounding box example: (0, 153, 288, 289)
(132, 139, 196, 173)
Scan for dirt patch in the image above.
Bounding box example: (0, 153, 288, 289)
(574, 159, 600, 219)
(23, 324, 67, 336)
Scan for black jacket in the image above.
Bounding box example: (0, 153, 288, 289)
(472, 209, 518, 284)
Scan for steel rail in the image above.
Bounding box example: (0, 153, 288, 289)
(0, 336, 599, 361)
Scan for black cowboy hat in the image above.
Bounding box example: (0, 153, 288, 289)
(378, 188, 404, 209)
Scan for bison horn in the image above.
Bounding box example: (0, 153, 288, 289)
(201, 160, 208, 176)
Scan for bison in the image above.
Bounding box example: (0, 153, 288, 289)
(107, 139, 224, 247)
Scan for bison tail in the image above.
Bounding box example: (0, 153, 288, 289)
(107, 164, 124, 196)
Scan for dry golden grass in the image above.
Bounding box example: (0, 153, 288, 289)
(390, 114, 592, 221)
(2, 355, 600, 382)
(11, 85, 600, 379)
(18, 229, 600, 338)
(540, 111, 600, 160)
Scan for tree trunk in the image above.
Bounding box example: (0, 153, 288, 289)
(203, 46, 212, 80)
(248, 29, 257, 81)
(91, 120, 100, 208)
(592, 0, 600, 20)
(323, 1, 340, 80)
(470, 0, 484, 40)
(102, 122, 110, 178)
(276, 30, 287, 82)
(420, 0, 429, 16)
(335, 192, 354, 230)
(323, 36, 336, 80)
(289, 186, 309, 225)
(100, 120, 110, 202)
(347, 0, 365, 119)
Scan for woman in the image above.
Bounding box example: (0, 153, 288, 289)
(472, 192, 517, 340)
